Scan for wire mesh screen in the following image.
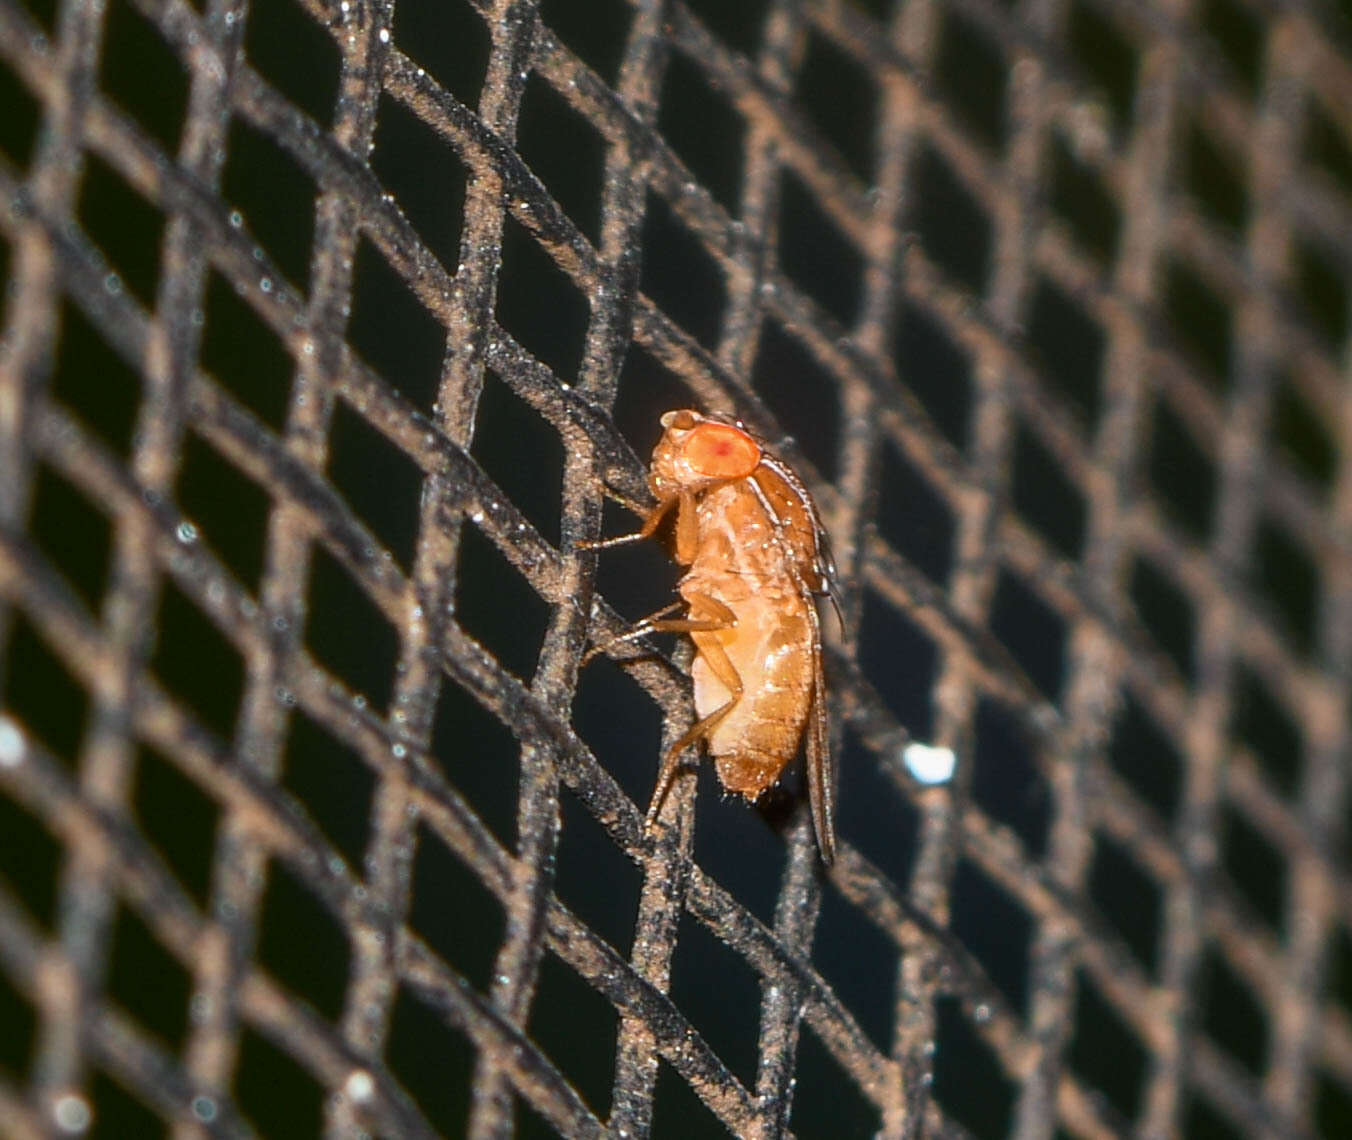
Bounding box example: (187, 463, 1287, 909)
(1, 0, 1351, 1136)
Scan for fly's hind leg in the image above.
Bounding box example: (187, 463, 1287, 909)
(646, 593, 744, 832)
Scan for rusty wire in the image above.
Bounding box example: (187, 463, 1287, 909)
(1, 0, 1351, 1136)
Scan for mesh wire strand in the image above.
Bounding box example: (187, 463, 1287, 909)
(0, 0, 1351, 1136)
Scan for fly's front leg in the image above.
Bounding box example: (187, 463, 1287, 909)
(646, 592, 743, 832)
(578, 492, 680, 552)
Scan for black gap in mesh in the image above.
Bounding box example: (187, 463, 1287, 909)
(516, 75, 608, 247)
(1065, 967, 1148, 1125)
(51, 298, 142, 459)
(0, 964, 37, 1082)
(972, 698, 1051, 860)
(669, 910, 762, 1090)
(1305, 99, 1352, 193)
(15, 0, 55, 34)
(303, 544, 400, 715)
(0, 718, 50, 821)
(683, 0, 770, 57)
(989, 569, 1068, 704)
(175, 431, 271, 595)
(1220, 799, 1288, 937)
(1087, 831, 1164, 978)
(1315, 1070, 1352, 1140)
(454, 523, 551, 684)
(652, 1058, 729, 1138)
(931, 995, 1016, 1139)
(29, 460, 113, 616)
(1272, 372, 1339, 494)
(813, 879, 899, 1052)
(1147, 391, 1218, 543)
(1293, 234, 1350, 350)
(838, 730, 921, 890)
(1128, 555, 1197, 684)
(570, 656, 664, 818)
(893, 299, 974, 451)
(243, 0, 340, 129)
(1198, 0, 1265, 100)
(591, 493, 681, 623)
(907, 141, 992, 296)
(1198, 941, 1270, 1078)
(1047, 130, 1122, 268)
(1327, 924, 1352, 1021)
(387, 985, 476, 1137)
(517, 1096, 558, 1139)
(392, 0, 489, 110)
(613, 342, 698, 458)
(200, 271, 294, 432)
(794, 27, 880, 184)
(933, 6, 1009, 155)
(539, 0, 633, 86)
(149, 581, 244, 745)
(496, 216, 591, 384)
(0, 61, 37, 165)
(751, 320, 841, 482)
(1162, 258, 1234, 395)
(1181, 117, 1250, 236)
(1252, 514, 1319, 660)
(1108, 693, 1184, 825)
(658, 49, 747, 215)
(526, 951, 620, 1118)
(220, 117, 317, 295)
(875, 437, 956, 587)
(1024, 275, 1106, 434)
(790, 1023, 884, 1137)
(88, 1069, 166, 1140)
(327, 398, 424, 572)
(1230, 663, 1302, 799)
(471, 371, 565, 548)
(281, 711, 376, 873)
(370, 94, 469, 275)
(233, 1024, 326, 1140)
(131, 743, 220, 910)
(106, 900, 192, 1054)
(257, 857, 351, 1024)
(1010, 416, 1087, 561)
(690, 770, 786, 928)
(429, 673, 519, 849)
(858, 590, 938, 741)
(0, 791, 61, 932)
(77, 152, 165, 307)
(1183, 1089, 1246, 1140)
(950, 857, 1033, 1020)
(639, 191, 727, 352)
(1065, 0, 1140, 136)
(346, 236, 446, 415)
(554, 788, 642, 956)
(409, 820, 506, 994)
(99, 0, 189, 155)
(784, 169, 865, 329)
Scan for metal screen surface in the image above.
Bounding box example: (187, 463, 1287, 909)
(1, 0, 1351, 1136)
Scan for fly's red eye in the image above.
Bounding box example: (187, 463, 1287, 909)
(683, 423, 761, 479)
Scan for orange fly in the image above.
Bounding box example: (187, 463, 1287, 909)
(586, 409, 842, 863)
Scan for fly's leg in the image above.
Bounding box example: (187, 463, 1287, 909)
(646, 593, 743, 832)
(577, 492, 680, 552)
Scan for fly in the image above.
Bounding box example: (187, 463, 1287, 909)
(585, 409, 842, 863)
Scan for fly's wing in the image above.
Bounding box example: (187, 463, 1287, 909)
(805, 633, 836, 864)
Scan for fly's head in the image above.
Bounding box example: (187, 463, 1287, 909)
(649, 409, 762, 499)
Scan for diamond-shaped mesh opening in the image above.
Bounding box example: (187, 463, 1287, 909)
(2, 1, 1350, 1137)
